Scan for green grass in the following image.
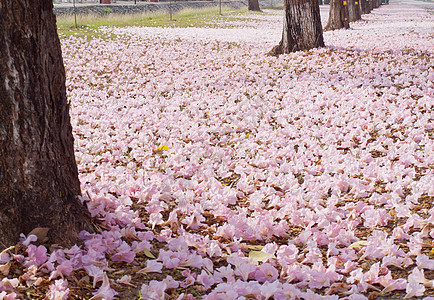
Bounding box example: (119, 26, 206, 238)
(56, 6, 261, 39)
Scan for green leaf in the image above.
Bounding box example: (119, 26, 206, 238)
(143, 249, 156, 259)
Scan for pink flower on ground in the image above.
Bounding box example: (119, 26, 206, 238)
(26, 245, 48, 266)
(214, 265, 235, 284)
(0, 249, 11, 265)
(90, 272, 118, 300)
(140, 280, 167, 299)
(138, 260, 163, 274)
(49, 260, 74, 280)
(382, 278, 407, 294)
(0, 278, 19, 292)
(21, 234, 37, 246)
(111, 242, 136, 263)
(416, 255, 434, 270)
(46, 279, 70, 300)
(158, 250, 181, 269)
(274, 283, 302, 300)
(179, 253, 203, 268)
(163, 275, 179, 289)
(405, 278, 425, 298)
(116, 275, 134, 286)
(254, 263, 279, 283)
(0, 291, 17, 300)
(180, 269, 197, 288)
(259, 281, 281, 299)
(234, 262, 257, 281)
(84, 265, 104, 288)
(197, 270, 215, 289)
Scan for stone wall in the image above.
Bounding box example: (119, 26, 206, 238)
(53, 1, 248, 15)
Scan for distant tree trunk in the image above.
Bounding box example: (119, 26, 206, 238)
(269, 0, 324, 56)
(0, 0, 92, 249)
(248, 0, 261, 11)
(348, 0, 361, 21)
(324, 0, 350, 31)
(360, 0, 371, 14)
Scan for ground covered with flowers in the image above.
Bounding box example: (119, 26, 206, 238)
(1, 1, 433, 299)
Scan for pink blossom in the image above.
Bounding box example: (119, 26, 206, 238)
(381, 278, 407, 294)
(49, 260, 73, 280)
(406, 278, 425, 298)
(111, 242, 136, 263)
(274, 283, 302, 300)
(180, 269, 197, 288)
(138, 260, 163, 274)
(26, 245, 47, 266)
(21, 234, 37, 246)
(158, 250, 182, 269)
(214, 266, 235, 283)
(197, 270, 215, 289)
(254, 263, 279, 283)
(140, 280, 167, 299)
(91, 272, 118, 300)
(84, 265, 105, 288)
(234, 262, 257, 281)
(0, 278, 18, 292)
(0, 291, 17, 300)
(116, 275, 134, 286)
(416, 254, 434, 270)
(163, 275, 179, 289)
(46, 279, 70, 300)
(259, 281, 281, 299)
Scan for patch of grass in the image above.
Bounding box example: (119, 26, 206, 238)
(56, 6, 259, 39)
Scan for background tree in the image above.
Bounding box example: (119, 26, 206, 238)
(324, 0, 350, 31)
(360, 0, 371, 14)
(0, 0, 92, 249)
(269, 0, 324, 56)
(348, 0, 361, 22)
(248, 0, 261, 11)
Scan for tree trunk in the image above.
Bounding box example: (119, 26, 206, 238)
(269, 0, 324, 56)
(360, 0, 371, 14)
(324, 0, 350, 31)
(0, 0, 92, 249)
(248, 0, 261, 11)
(348, 0, 361, 21)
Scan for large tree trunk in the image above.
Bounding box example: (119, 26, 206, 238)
(360, 0, 371, 14)
(348, 0, 361, 21)
(324, 0, 350, 31)
(248, 0, 261, 11)
(0, 0, 92, 249)
(269, 0, 324, 56)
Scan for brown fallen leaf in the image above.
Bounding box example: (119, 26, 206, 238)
(28, 227, 50, 243)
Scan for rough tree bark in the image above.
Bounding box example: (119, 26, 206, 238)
(248, 0, 261, 11)
(360, 0, 371, 14)
(0, 0, 92, 249)
(348, 0, 361, 22)
(269, 0, 324, 56)
(324, 0, 350, 31)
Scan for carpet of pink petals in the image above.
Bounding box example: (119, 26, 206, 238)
(1, 1, 434, 299)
